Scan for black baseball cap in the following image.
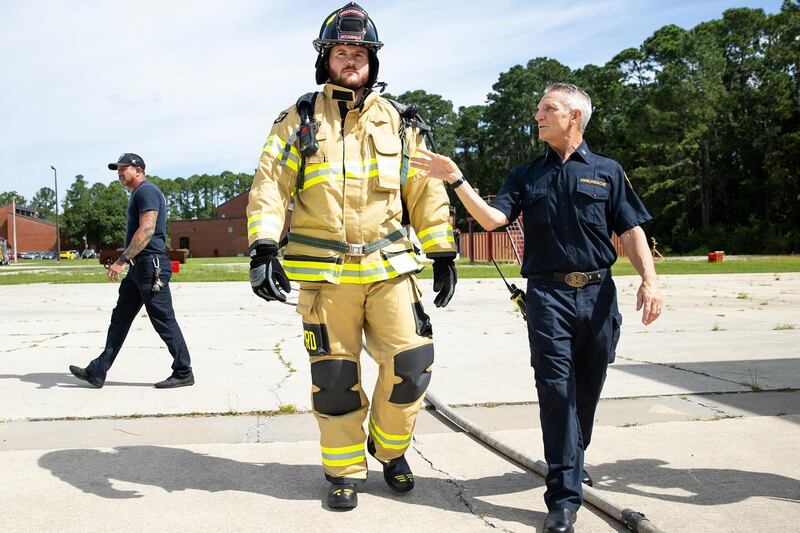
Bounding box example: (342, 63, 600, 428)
(108, 153, 145, 170)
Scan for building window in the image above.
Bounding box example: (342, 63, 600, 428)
(179, 237, 190, 249)
(228, 226, 233, 234)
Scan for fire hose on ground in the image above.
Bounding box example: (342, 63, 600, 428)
(281, 291, 664, 531)
(423, 390, 665, 533)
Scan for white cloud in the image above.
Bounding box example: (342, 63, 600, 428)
(0, 0, 782, 200)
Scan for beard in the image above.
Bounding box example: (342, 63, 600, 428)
(328, 68, 369, 91)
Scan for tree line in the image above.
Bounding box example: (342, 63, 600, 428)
(3, 3, 797, 254)
(389, 3, 799, 254)
(0, 171, 253, 249)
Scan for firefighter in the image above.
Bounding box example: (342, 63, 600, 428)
(246, 2, 457, 510)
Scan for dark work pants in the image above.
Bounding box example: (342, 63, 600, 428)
(526, 272, 621, 512)
(87, 254, 192, 380)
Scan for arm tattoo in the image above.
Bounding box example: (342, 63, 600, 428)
(119, 211, 158, 262)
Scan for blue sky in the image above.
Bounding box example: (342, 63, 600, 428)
(0, 0, 784, 201)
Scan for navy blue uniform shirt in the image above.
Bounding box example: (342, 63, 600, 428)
(125, 180, 167, 255)
(491, 141, 651, 275)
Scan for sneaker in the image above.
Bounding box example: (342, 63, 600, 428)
(367, 437, 415, 493)
(327, 483, 358, 510)
(69, 365, 104, 388)
(154, 374, 195, 389)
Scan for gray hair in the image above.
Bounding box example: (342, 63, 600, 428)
(544, 83, 593, 132)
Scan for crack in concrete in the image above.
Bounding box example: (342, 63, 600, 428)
(616, 355, 747, 388)
(0, 332, 72, 353)
(411, 437, 513, 532)
(681, 396, 738, 419)
(242, 415, 270, 443)
(267, 337, 299, 406)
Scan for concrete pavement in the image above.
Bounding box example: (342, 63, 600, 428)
(1, 273, 799, 531)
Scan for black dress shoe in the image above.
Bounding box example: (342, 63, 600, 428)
(327, 483, 358, 510)
(544, 508, 577, 533)
(69, 365, 104, 388)
(154, 374, 195, 389)
(367, 437, 414, 493)
(582, 468, 593, 486)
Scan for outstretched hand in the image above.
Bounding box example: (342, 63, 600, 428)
(410, 147, 463, 183)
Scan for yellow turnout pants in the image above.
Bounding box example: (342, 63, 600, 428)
(295, 274, 434, 483)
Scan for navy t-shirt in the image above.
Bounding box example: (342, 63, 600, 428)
(490, 141, 651, 275)
(126, 180, 167, 255)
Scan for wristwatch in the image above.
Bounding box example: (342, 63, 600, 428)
(451, 176, 466, 189)
(117, 254, 134, 266)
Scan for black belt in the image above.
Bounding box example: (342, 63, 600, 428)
(530, 270, 604, 288)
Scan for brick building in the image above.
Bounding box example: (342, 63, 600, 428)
(0, 203, 58, 254)
(168, 192, 250, 258)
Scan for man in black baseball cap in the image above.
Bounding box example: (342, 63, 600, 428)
(108, 153, 146, 171)
(69, 152, 194, 390)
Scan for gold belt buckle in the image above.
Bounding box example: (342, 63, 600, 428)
(565, 272, 589, 288)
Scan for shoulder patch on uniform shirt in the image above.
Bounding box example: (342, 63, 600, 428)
(273, 111, 289, 124)
(580, 178, 607, 188)
(623, 172, 633, 188)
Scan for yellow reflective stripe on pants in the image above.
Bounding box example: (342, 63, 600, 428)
(263, 134, 300, 172)
(369, 418, 412, 450)
(321, 443, 366, 467)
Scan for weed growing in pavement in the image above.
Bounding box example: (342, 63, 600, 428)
(278, 404, 297, 414)
(748, 369, 762, 392)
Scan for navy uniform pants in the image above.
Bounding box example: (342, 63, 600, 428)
(526, 271, 621, 511)
(87, 254, 192, 380)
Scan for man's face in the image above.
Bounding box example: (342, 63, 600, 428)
(535, 91, 578, 144)
(117, 165, 141, 191)
(327, 44, 370, 90)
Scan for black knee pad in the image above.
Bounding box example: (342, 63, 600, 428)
(311, 359, 361, 415)
(389, 344, 434, 404)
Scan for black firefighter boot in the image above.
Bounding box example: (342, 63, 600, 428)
(327, 483, 358, 510)
(367, 437, 415, 493)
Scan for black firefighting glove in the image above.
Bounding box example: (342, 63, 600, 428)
(249, 241, 291, 302)
(432, 256, 457, 308)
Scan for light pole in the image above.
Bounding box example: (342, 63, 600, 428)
(50, 165, 60, 262)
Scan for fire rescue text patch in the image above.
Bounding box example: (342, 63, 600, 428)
(303, 322, 331, 356)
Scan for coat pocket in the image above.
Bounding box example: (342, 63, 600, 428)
(370, 131, 402, 192)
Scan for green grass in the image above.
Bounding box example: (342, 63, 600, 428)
(1, 255, 799, 285)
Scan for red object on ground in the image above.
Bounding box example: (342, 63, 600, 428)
(171, 260, 180, 273)
(708, 252, 719, 262)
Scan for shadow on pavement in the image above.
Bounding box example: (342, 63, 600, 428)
(0, 372, 152, 389)
(615, 358, 800, 422)
(590, 458, 800, 505)
(38, 445, 569, 527)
